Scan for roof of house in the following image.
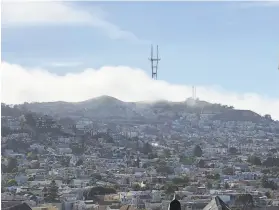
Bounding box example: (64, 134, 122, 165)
(119, 205, 137, 210)
(1, 202, 32, 210)
(203, 196, 231, 210)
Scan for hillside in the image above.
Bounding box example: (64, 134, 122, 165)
(1, 103, 24, 117)
(4, 95, 268, 123)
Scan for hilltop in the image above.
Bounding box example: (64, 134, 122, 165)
(1, 95, 271, 124)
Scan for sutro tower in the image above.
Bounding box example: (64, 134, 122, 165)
(149, 45, 160, 80)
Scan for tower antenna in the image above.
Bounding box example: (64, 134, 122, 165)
(149, 45, 161, 79)
(192, 86, 197, 100)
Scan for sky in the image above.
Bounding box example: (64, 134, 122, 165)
(1, 1, 279, 119)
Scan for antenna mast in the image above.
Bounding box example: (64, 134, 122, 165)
(192, 86, 197, 100)
(149, 45, 160, 80)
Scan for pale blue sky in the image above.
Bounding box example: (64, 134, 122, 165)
(2, 1, 279, 97)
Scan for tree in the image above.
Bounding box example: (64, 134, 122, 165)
(235, 194, 254, 210)
(7, 179, 18, 187)
(19, 115, 26, 130)
(163, 149, 171, 158)
(265, 191, 271, 198)
(263, 157, 279, 167)
(224, 182, 230, 189)
(7, 157, 18, 173)
(207, 182, 213, 189)
(30, 160, 40, 169)
(61, 157, 70, 167)
(248, 156, 262, 166)
(228, 147, 238, 155)
(142, 142, 152, 154)
(70, 143, 84, 155)
(1, 164, 7, 173)
(132, 183, 141, 191)
(223, 167, 234, 175)
(142, 162, 150, 168)
(215, 173, 220, 180)
(206, 173, 220, 180)
(269, 148, 277, 154)
(2, 126, 12, 137)
(85, 186, 116, 199)
(25, 113, 37, 126)
(91, 173, 102, 181)
(76, 159, 83, 166)
(148, 153, 158, 159)
(179, 156, 195, 165)
(28, 176, 35, 181)
(46, 180, 59, 202)
(197, 159, 205, 168)
(264, 114, 272, 120)
(261, 175, 278, 190)
(193, 145, 202, 157)
(172, 176, 189, 185)
(261, 169, 270, 174)
(27, 152, 38, 161)
(164, 183, 178, 195)
(156, 165, 174, 175)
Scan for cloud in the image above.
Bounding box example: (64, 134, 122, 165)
(2, 61, 279, 120)
(1, 1, 140, 41)
(48, 62, 83, 68)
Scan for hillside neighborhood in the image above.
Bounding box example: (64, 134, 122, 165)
(1, 96, 279, 210)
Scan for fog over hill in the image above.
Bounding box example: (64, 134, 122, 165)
(2, 62, 279, 120)
(3, 95, 272, 123)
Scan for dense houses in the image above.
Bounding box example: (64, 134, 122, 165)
(1, 106, 279, 210)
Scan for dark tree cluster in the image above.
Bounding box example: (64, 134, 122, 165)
(84, 186, 116, 200)
(45, 180, 59, 202)
(206, 173, 220, 180)
(141, 142, 153, 155)
(156, 161, 174, 175)
(27, 152, 38, 161)
(148, 152, 158, 159)
(91, 173, 102, 181)
(193, 145, 203, 157)
(164, 183, 178, 195)
(197, 159, 205, 168)
(2, 157, 18, 173)
(228, 147, 238, 155)
(172, 176, 189, 185)
(1, 126, 12, 137)
(132, 183, 141, 191)
(92, 132, 114, 144)
(70, 143, 84, 155)
(60, 156, 71, 167)
(248, 155, 262, 166)
(235, 194, 254, 209)
(1, 103, 23, 117)
(6, 139, 29, 153)
(25, 112, 37, 127)
(261, 176, 278, 190)
(156, 165, 174, 175)
(222, 167, 234, 175)
(76, 159, 83, 166)
(262, 157, 279, 167)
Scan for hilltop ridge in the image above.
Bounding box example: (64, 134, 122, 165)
(1, 95, 272, 123)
